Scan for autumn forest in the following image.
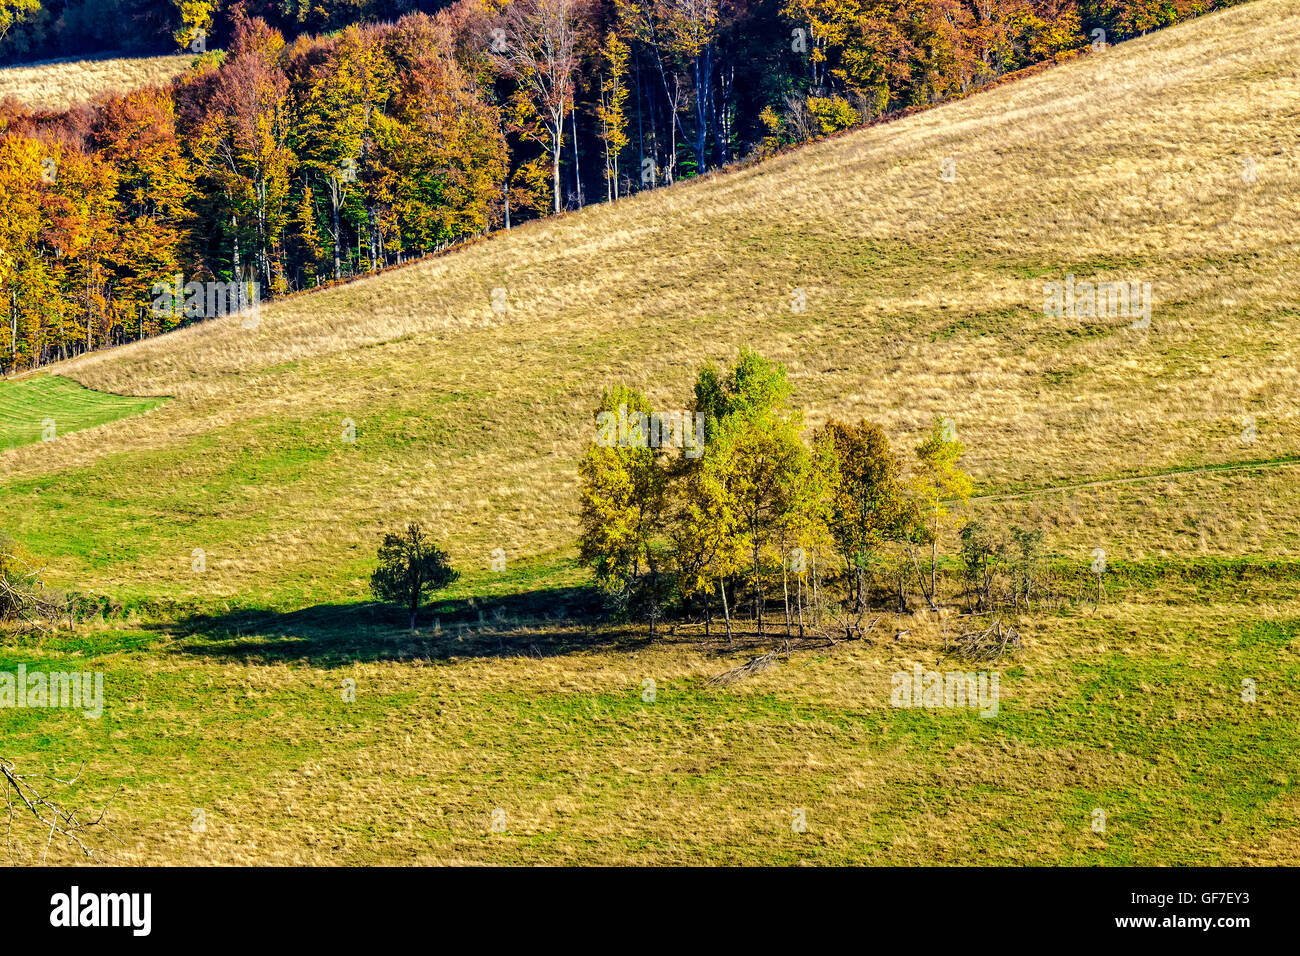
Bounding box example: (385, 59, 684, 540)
(1, 0, 1241, 370)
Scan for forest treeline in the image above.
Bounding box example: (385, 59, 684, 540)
(1, 0, 1243, 370)
(0, 0, 1242, 64)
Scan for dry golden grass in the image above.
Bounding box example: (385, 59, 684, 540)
(0, 53, 195, 110)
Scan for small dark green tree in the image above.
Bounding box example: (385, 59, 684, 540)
(814, 418, 906, 612)
(1009, 526, 1045, 611)
(959, 520, 1006, 612)
(370, 522, 458, 632)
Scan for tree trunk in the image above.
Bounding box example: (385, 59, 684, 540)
(551, 119, 563, 214)
(719, 578, 732, 645)
(635, 51, 644, 193)
(930, 535, 938, 603)
(782, 559, 791, 638)
(812, 552, 820, 624)
(603, 121, 613, 203)
(668, 89, 677, 184)
(330, 178, 342, 280)
(929, 506, 939, 602)
(367, 205, 379, 272)
(693, 45, 713, 175)
(797, 575, 805, 638)
(232, 216, 241, 286)
(908, 545, 940, 612)
(571, 105, 583, 208)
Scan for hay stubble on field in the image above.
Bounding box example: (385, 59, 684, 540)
(0, 53, 196, 111)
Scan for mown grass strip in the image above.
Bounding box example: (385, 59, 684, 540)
(0, 375, 167, 451)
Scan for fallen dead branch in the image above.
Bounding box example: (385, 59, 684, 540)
(706, 652, 779, 687)
(1, 756, 118, 864)
(948, 619, 1022, 663)
(819, 607, 882, 645)
(0, 551, 66, 636)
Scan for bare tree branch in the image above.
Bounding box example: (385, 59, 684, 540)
(0, 550, 66, 635)
(1, 756, 118, 864)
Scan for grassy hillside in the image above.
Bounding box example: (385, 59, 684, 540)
(0, 53, 194, 110)
(0, 0, 1297, 864)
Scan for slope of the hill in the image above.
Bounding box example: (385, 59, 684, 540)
(0, 53, 195, 110)
(3, 0, 1299, 607)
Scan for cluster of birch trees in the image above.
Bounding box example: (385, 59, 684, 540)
(577, 350, 978, 640)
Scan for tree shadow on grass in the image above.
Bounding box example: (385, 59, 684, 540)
(168, 585, 659, 667)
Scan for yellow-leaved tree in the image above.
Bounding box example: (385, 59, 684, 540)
(596, 29, 629, 202)
(578, 385, 671, 636)
(173, 0, 217, 51)
(0, 0, 39, 44)
(910, 416, 974, 610)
